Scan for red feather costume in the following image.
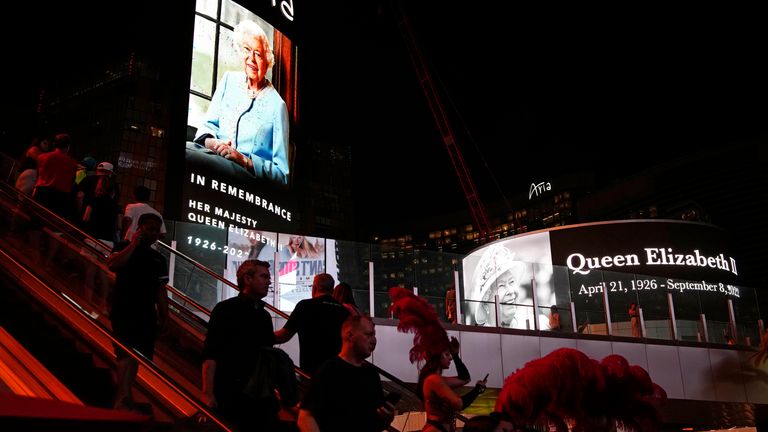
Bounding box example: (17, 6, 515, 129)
(495, 348, 667, 432)
(389, 286, 450, 363)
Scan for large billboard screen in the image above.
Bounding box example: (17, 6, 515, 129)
(183, 0, 299, 234)
(462, 220, 743, 328)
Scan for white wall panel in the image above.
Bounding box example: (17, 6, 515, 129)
(540, 336, 576, 357)
(708, 349, 747, 402)
(372, 323, 420, 382)
(646, 345, 684, 398)
(738, 351, 768, 404)
(457, 330, 504, 388)
(611, 341, 648, 370)
(499, 334, 541, 380)
(576, 338, 613, 362)
(678, 346, 715, 400)
(354, 322, 755, 406)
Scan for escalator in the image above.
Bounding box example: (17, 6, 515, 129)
(0, 172, 230, 430)
(0, 154, 440, 431)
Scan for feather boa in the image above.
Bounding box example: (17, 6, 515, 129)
(389, 287, 450, 363)
(495, 348, 667, 432)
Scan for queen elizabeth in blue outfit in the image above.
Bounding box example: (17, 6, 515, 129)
(190, 20, 290, 186)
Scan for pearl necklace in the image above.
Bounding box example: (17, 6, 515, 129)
(247, 80, 271, 99)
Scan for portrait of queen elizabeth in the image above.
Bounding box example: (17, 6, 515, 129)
(468, 245, 532, 328)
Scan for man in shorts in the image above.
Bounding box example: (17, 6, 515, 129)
(107, 213, 168, 411)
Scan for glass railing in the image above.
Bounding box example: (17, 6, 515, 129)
(149, 215, 763, 348)
(1, 150, 763, 350)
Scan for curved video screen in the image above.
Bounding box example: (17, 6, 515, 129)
(462, 220, 743, 329)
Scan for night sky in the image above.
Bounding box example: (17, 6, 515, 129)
(334, 3, 768, 233)
(4, 2, 766, 236)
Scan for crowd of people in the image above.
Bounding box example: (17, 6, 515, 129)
(200, 270, 517, 431)
(10, 131, 676, 431)
(10, 132, 169, 415)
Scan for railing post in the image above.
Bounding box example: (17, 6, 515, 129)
(273, 251, 280, 311)
(639, 307, 647, 338)
(570, 301, 577, 334)
(453, 270, 462, 325)
(168, 240, 176, 298)
(602, 281, 612, 336)
(667, 293, 677, 340)
(494, 294, 501, 328)
(369, 261, 375, 318)
(727, 298, 737, 342)
(530, 270, 539, 331)
(700, 314, 709, 342)
(272, 250, 280, 310)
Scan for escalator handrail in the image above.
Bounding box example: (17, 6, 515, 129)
(161, 268, 313, 381)
(0, 247, 233, 431)
(0, 180, 307, 382)
(0, 180, 212, 342)
(0, 152, 18, 184)
(0, 181, 113, 260)
(0, 179, 240, 330)
(0, 181, 214, 330)
(154, 240, 290, 320)
(166, 284, 214, 322)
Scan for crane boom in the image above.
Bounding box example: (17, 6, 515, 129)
(395, 10, 492, 240)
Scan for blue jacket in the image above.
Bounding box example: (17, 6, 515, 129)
(196, 71, 290, 185)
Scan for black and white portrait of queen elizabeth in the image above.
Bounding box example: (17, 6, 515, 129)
(467, 245, 531, 327)
(464, 232, 556, 329)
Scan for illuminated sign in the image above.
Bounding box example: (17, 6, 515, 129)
(272, 0, 295, 21)
(183, 0, 299, 234)
(566, 248, 738, 276)
(529, 181, 551, 199)
(462, 220, 744, 328)
(576, 278, 741, 298)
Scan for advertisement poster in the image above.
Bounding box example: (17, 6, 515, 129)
(277, 234, 326, 311)
(223, 228, 278, 302)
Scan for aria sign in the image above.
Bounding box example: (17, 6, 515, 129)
(529, 181, 551, 199)
(271, 0, 295, 21)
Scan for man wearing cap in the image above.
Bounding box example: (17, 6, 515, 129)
(76, 160, 119, 220)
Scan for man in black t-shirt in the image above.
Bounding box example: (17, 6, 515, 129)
(107, 213, 168, 411)
(275, 273, 350, 374)
(298, 315, 394, 432)
(202, 259, 277, 430)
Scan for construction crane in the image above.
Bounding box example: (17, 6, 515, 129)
(395, 7, 493, 241)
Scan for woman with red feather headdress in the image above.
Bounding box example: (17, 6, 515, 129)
(389, 287, 487, 432)
(494, 348, 666, 432)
